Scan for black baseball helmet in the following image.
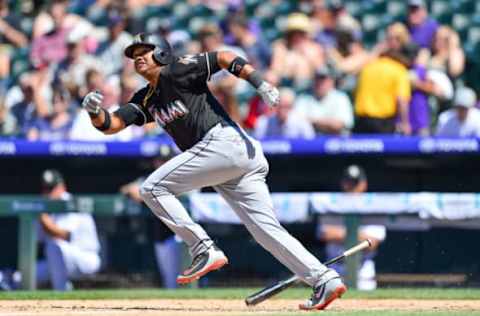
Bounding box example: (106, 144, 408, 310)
(124, 33, 174, 65)
(41, 169, 64, 190)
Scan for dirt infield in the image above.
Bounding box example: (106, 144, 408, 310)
(1, 299, 480, 316)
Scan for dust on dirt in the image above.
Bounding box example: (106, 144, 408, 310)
(1, 299, 479, 316)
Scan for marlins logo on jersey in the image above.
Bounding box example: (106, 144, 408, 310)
(152, 100, 189, 126)
(178, 55, 198, 65)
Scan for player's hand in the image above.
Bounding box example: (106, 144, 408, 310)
(257, 82, 280, 107)
(82, 91, 103, 115)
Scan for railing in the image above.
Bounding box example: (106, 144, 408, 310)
(3, 192, 480, 290)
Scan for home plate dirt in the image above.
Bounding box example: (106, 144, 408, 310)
(1, 299, 480, 315)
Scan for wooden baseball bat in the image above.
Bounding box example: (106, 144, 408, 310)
(245, 239, 372, 306)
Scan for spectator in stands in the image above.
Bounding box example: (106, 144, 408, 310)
(10, 71, 51, 137)
(328, 0, 362, 41)
(0, 100, 14, 135)
(0, 0, 27, 48)
(428, 26, 465, 79)
(354, 44, 417, 134)
(313, 0, 362, 48)
(294, 66, 353, 135)
(267, 12, 324, 90)
(119, 145, 180, 289)
(227, 14, 271, 71)
(408, 63, 433, 136)
(70, 68, 142, 141)
(0, 0, 28, 93)
(317, 165, 385, 290)
(30, 0, 72, 69)
(95, 14, 133, 77)
(436, 87, 480, 137)
(1, 170, 101, 290)
(26, 87, 76, 141)
(54, 32, 102, 102)
(80, 68, 118, 108)
(406, 0, 438, 49)
(409, 55, 455, 136)
(254, 87, 315, 139)
(384, 22, 412, 53)
(32, 0, 93, 39)
(327, 29, 373, 76)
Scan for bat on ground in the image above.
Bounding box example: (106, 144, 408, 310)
(245, 239, 372, 306)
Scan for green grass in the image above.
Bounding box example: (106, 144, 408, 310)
(0, 287, 479, 300)
(2, 288, 480, 316)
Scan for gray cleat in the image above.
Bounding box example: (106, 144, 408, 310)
(299, 270, 347, 310)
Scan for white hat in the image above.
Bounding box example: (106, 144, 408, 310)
(454, 87, 477, 108)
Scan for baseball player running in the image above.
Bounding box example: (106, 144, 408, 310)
(81, 33, 345, 310)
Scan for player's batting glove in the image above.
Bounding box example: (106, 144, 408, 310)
(257, 82, 280, 107)
(82, 91, 103, 115)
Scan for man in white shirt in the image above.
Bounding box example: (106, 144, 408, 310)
(294, 66, 354, 135)
(254, 87, 315, 139)
(436, 87, 480, 137)
(35, 170, 101, 290)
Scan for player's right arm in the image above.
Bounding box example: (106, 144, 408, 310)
(82, 89, 153, 134)
(82, 91, 127, 134)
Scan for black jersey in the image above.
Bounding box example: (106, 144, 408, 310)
(115, 52, 232, 151)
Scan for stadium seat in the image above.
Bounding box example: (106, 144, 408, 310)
(362, 0, 387, 15)
(451, 0, 475, 14)
(430, 0, 452, 17)
(452, 13, 472, 42)
(433, 12, 453, 24)
(386, 1, 406, 17)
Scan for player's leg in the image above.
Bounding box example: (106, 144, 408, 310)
(44, 239, 70, 290)
(36, 260, 51, 286)
(139, 125, 247, 283)
(214, 141, 345, 310)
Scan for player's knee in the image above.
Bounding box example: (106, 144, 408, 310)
(140, 179, 170, 201)
(139, 181, 152, 201)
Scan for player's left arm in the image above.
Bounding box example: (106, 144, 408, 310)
(216, 51, 280, 107)
(39, 213, 70, 241)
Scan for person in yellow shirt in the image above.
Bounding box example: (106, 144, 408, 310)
(354, 44, 417, 134)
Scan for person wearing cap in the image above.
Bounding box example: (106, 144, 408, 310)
(254, 87, 315, 139)
(436, 87, 480, 137)
(294, 65, 353, 135)
(38, 169, 101, 290)
(267, 12, 324, 89)
(317, 165, 386, 290)
(406, 0, 438, 49)
(2, 170, 101, 290)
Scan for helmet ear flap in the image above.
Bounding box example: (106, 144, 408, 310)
(153, 44, 173, 65)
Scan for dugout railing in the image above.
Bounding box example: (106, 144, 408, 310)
(2, 192, 480, 290)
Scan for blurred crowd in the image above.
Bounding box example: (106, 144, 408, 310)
(0, 0, 479, 141)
